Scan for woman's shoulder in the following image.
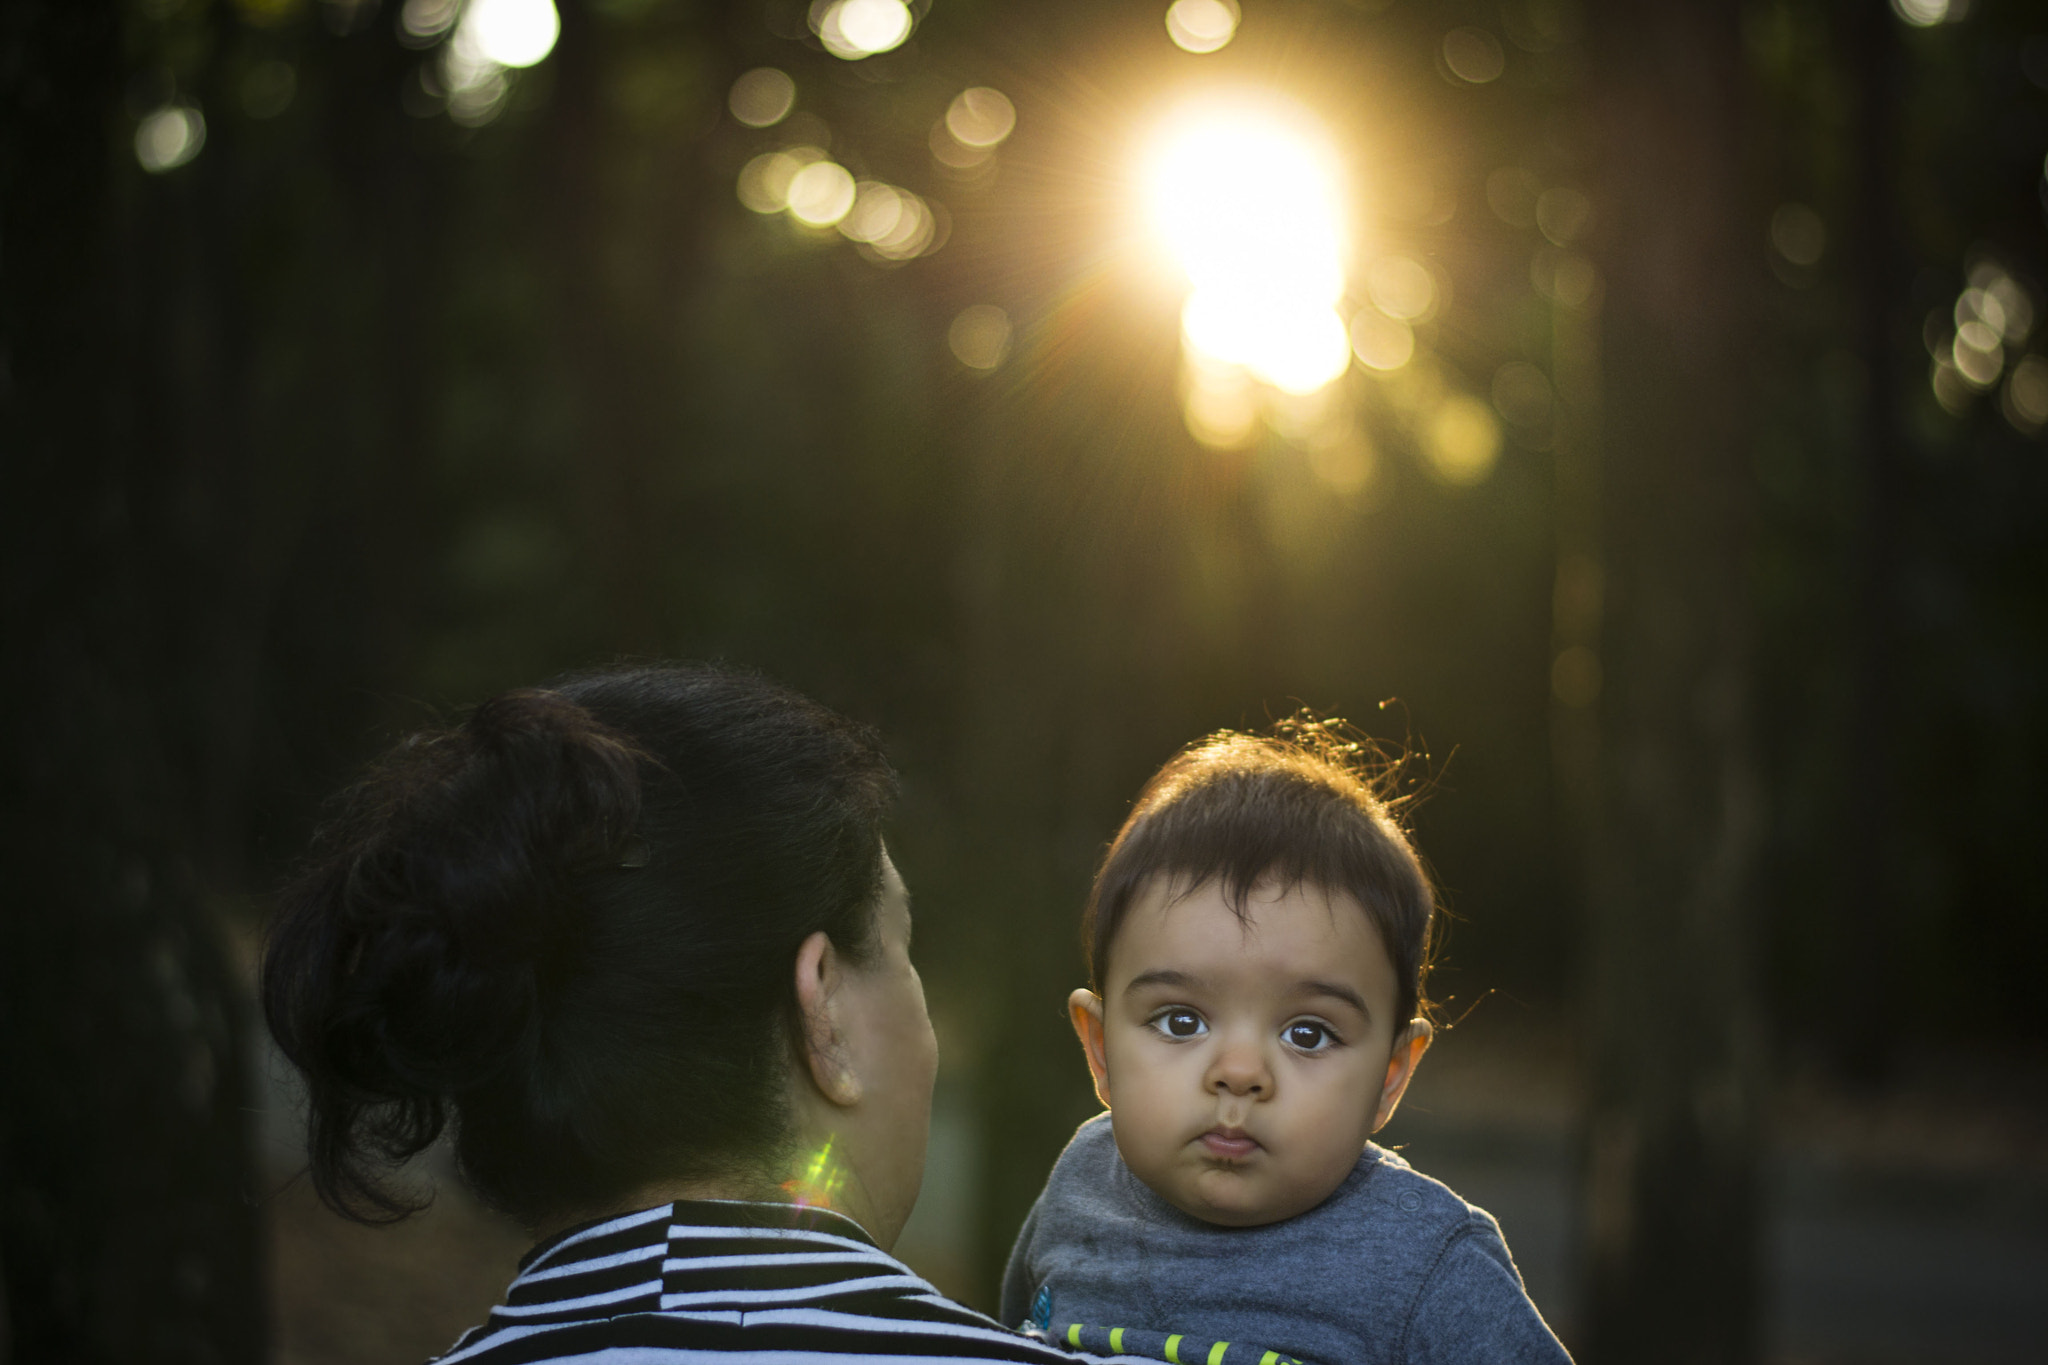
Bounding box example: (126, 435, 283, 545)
(435, 1198, 1119, 1365)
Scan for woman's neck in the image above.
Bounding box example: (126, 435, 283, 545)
(532, 1172, 779, 1244)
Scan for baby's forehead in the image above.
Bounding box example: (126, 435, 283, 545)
(1108, 874, 1390, 971)
(1130, 870, 1371, 923)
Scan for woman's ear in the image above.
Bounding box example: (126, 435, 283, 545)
(1068, 989, 1111, 1109)
(1372, 1018, 1433, 1131)
(794, 929, 862, 1106)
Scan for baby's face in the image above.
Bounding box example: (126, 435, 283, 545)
(1078, 876, 1422, 1227)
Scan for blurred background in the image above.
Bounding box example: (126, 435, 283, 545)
(2, 0, 2045, 1361)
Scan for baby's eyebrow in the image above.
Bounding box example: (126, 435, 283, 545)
(1122, 968, 1202, 995)
(1298, 980, 1371, 1017)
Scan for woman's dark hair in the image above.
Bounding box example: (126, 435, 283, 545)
(1083, 716, 1437, 1030)
(262, 663, 897, 1227)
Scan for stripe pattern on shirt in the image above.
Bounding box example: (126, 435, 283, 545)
(434, 1199, 1141, 1365)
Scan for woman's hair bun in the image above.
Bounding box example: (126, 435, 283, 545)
(264, 663, 899, 1227)
(263, 688, 644, 1220)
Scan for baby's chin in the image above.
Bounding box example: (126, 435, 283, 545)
(1162, 1167, 1332, 1228)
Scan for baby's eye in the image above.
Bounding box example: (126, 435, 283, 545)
(1283, 1021, 1335, 1052)
(1150, 1009, 1207, 1039)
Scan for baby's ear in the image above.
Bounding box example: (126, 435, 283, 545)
(1372, 1018, 1433, 1131)
(1068, 989, 1111, 1109)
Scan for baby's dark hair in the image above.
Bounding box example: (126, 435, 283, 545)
(261, 663, 896, 1227)
(1083, 716, 1437, 1030)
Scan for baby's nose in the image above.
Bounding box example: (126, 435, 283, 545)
(1206, 1042, 1271, 1096)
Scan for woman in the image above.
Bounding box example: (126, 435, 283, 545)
(263, 663, 1096, 1362)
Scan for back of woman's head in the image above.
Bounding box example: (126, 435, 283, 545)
(262, 663, 897, 1226)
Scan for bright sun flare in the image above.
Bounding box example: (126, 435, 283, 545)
(1141, 101, 1351, 395)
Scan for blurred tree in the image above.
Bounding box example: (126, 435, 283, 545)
(0, 1, 264, 1358)
(1572, 1, 1764, 1358)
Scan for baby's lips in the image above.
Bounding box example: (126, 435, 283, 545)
(1197, 1127, 1260, 1159)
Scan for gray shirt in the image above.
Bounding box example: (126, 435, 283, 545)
(1002, 1114, 1571, 1365)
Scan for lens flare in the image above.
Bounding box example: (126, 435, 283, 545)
(1141, 98, 1350, 395)
(781, 1136, 850, 1211)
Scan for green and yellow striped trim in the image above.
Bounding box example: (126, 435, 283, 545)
(1053, 1321, 1301, 1365)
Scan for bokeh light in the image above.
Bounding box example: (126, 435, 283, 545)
(737, 146, 822, 214)
(1365, 255, 1437, 322)
(2004, 354, 2048, 432)
(1930, 261, 2039, 409)
(1141, 97, 1351, 395)
(729, 68, 796, 128)
(931, 88, 1014, 173)
(739, 149, 940, 260)
(1536, 188, 1591, 245)
(1770, 203, 1826, 267)
(1165, 0, 1240, 55)
(1423, 394, 1502, 484)
(457, 0, 559, 68)
(1305, 422, 1375, 495)
(439, 0, 555, 125)
(1552, 645, 1603, 707)
(949, 305, 1013, 370)
(786, 160, 858, 226)
(399, 0, 460, 44)
(1533, 247, 1599, 309)
(841, 182, 908, 243)
(1486, 167, 1541, 227)
(135, 104, 206, 173)
(815, 0, 914, 60)
(930, 120, 989, 171)
(1180, 358, 1260, 447)
(1442, 27, 1506, 84)
(1349, 310, 1415, 372)
(239, 60, 296, 119)
(1954, 321, 2002, 386)
(945, 88, 1016, 150)
(1492, 361, 1553, 429)
(839, 181, 940, 261)
(1964, 264, 2034, 343)
(1890, 0, 1952, 26)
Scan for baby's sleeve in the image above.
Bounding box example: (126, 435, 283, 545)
(999, 1199, 1045, 1331)
(1402, 1219, 1572, 1364)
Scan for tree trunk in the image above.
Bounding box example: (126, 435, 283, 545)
(0, 2, 264, 1359)
(1574, 2, 1765, 1360)
(1834, 0, 1905, 1086)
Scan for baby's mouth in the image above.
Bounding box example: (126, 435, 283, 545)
(1198, 1127, 1260, 1160)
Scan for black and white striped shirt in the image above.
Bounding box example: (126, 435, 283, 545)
(434, 1198, 1141, 1365)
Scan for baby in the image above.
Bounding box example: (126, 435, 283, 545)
(1002, 725, 1570, 1365)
